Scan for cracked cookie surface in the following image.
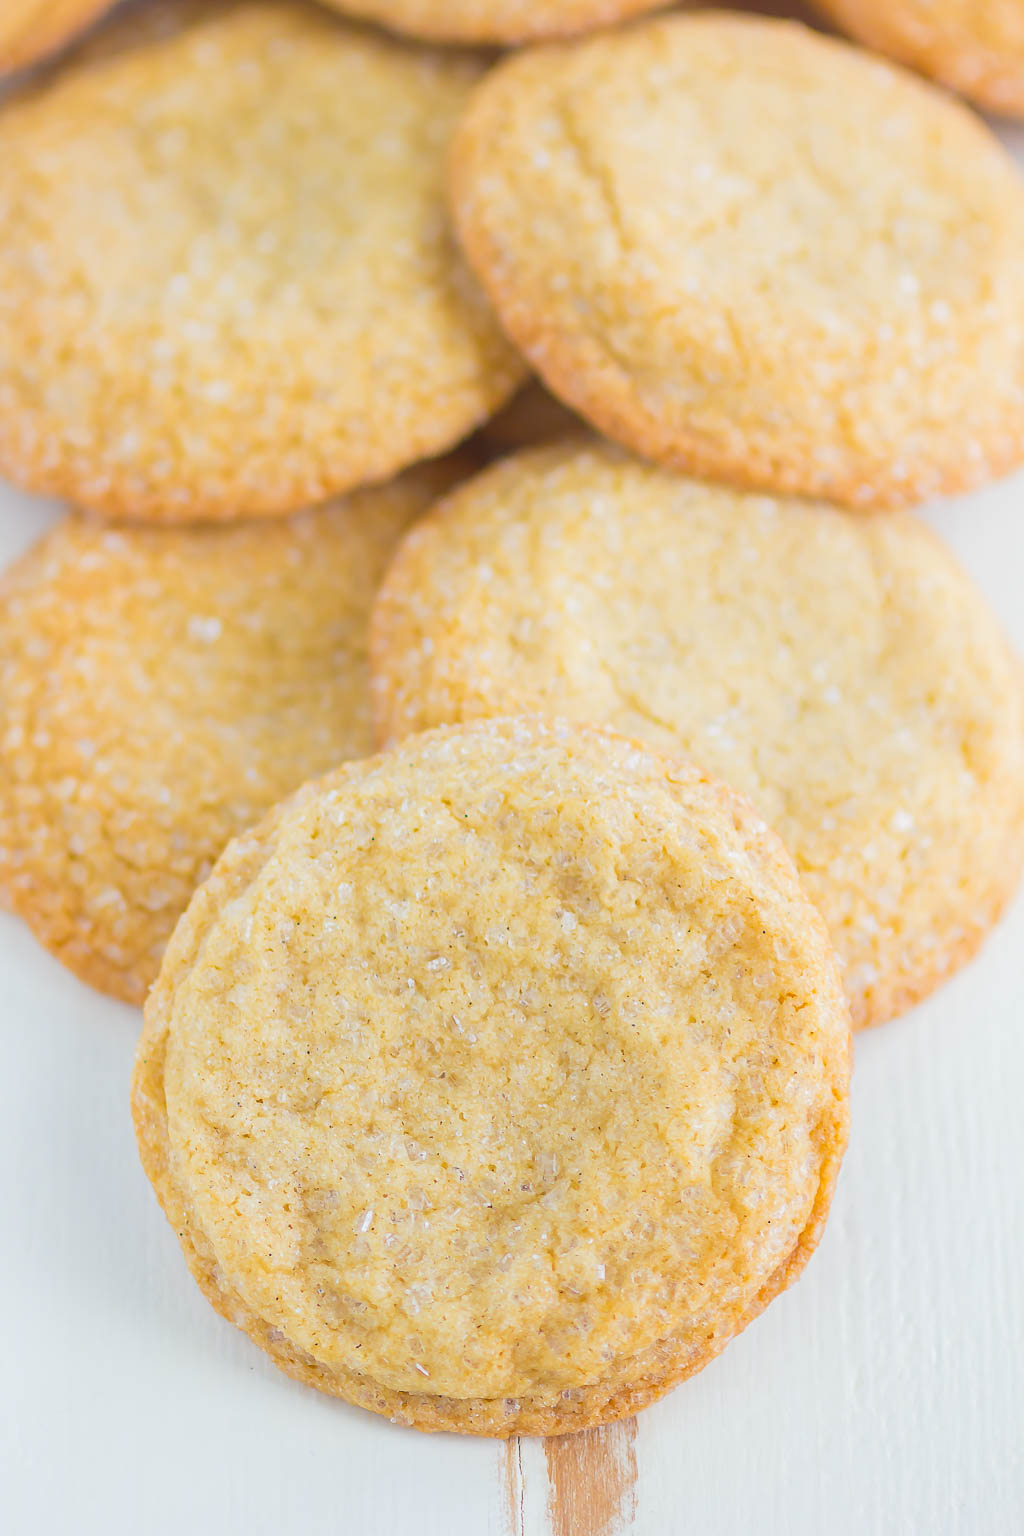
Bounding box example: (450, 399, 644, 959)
(0, 460, 457, 1002)
(450, 11, 1024, 509)
(0, 1, 524, 521)
(133, 716, 850, 1434)
(816, 1, 1024, 119)
(371, 441, 1024, 1028)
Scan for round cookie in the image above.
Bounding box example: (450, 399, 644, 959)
(0, 459, 460, 1003)
(318, 0, 670, 45)
(133, 716, 850, 1435)
(450, 12, 1024, 511)
(0, 2, 525, 522)
(0, 0, 112, 75)
(371, 442, 1024, 1029)
(815, 2, 1024, 120)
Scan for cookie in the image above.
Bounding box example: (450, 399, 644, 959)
(815, 2, 1024, 120)
(0, 0, 112, 74)
(450, 12, 1024, 510)
(478, 379, 582, 455)
(371, 442, 1024, 1029)
(132, 715, 850, 1435)
(0, 2, 525, 521)
(318, 0, 670, 45)
(0, 459, 460, 1003)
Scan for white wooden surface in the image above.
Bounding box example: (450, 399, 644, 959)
(3, 133, 1024, 1536)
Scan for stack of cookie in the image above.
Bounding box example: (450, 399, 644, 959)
(0, 0, 1021, 1437)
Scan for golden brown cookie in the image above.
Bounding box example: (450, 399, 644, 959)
(450, 12, 1024, 510)
(371, 442, 1024, 1029)
(815, 2, 1024, 119)
(318, 0, 670, 44)
(321, 0, 821, 43)
(133, 716, 850, 1434)
(0, 0, 112, 74)
(0, 2, 524, 521)
(0, 459, 461, 1003)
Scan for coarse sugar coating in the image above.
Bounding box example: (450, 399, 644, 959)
(371, 441, 1024, 1029)
(0, 459, 458, 1003)
(133, 716, 850, 1434)
(0, 0, 112, 74)
(0, 1, 524, 521)
(815, 2, 1024, 119)
(450, 12, 1024, 510)
(317, 0, 671, 44)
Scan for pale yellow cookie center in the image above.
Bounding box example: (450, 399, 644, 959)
(452, 14, 1024, 505)
(374, 447, 1024, 1024)
(162, 734, 834, 1400)
(490, 25, 1022, 413)
(0, 5, 522, 517)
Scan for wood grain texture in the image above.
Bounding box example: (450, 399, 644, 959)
(502, 1422, 638, 1536)
(504, 1438, 526, 1536)
(545, 1421, 638, 1536)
